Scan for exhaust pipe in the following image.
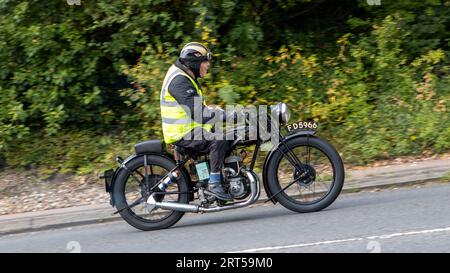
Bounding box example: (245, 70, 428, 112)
(146, 196, 199, 213)
(146, 169, 260, 213)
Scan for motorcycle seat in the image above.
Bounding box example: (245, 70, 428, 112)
(135, 140, 164, 154)
(173, 145, 208, 157)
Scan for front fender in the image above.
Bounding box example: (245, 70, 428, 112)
(262, 130, 316, 204)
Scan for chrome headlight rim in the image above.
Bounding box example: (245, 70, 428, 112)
(271, 102, 290, 125)
(280, 102, 290, 124)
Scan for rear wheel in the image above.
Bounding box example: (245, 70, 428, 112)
(266, 136, 344, 213)
(113, 155, 189, 231)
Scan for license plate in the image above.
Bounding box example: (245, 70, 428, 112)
(100, 169, 115, 192)
(286, 121, 318, 132)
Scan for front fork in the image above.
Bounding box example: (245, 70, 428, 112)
(264, 133, 315, 202)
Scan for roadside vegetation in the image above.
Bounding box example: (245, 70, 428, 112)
(0, 1, 448, 177)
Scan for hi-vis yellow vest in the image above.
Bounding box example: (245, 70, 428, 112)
(160, 64, 213, 144)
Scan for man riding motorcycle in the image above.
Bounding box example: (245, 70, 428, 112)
(101, 43, 345, 232)
(160, 42, 233, 201)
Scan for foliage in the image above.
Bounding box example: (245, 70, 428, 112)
(0, 0, 449, 174)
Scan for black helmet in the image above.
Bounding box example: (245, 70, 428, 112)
(179, 42, 212, 77)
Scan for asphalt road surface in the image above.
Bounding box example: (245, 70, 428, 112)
(1, 183, 450, 253)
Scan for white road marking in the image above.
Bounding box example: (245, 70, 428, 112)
(228, 226, 450, 253)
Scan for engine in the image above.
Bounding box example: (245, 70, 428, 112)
(222, 154, 251, 199)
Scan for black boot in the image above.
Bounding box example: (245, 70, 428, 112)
(206, 183, 233, 201)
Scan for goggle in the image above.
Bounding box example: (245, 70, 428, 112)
(206, 51, 212, 61)
(182, 50, 212, 62)
(198, 51, 212, 61)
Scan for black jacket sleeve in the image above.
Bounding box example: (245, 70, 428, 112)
(167, 75, 216, 124)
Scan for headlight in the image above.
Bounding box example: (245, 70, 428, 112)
(281, 102, 291, 124)
(271, 102, 291, 125)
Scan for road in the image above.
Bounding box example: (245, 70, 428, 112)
(1, 182, 450, 253)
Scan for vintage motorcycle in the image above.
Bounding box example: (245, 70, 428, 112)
(100, 102, 345, 231)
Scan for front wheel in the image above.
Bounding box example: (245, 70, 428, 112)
(266, 136, 345, 213)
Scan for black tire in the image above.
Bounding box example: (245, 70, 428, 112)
(113, 155, 189, 231)
(266, 136, 345, 213)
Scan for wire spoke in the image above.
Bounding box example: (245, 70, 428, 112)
(277, 144, 335, 204)
(124, 163, 177, 222)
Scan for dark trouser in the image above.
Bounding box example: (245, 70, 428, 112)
(175, 128, 230, 173)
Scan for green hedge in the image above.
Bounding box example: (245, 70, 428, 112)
(0, 0, 449, 174)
